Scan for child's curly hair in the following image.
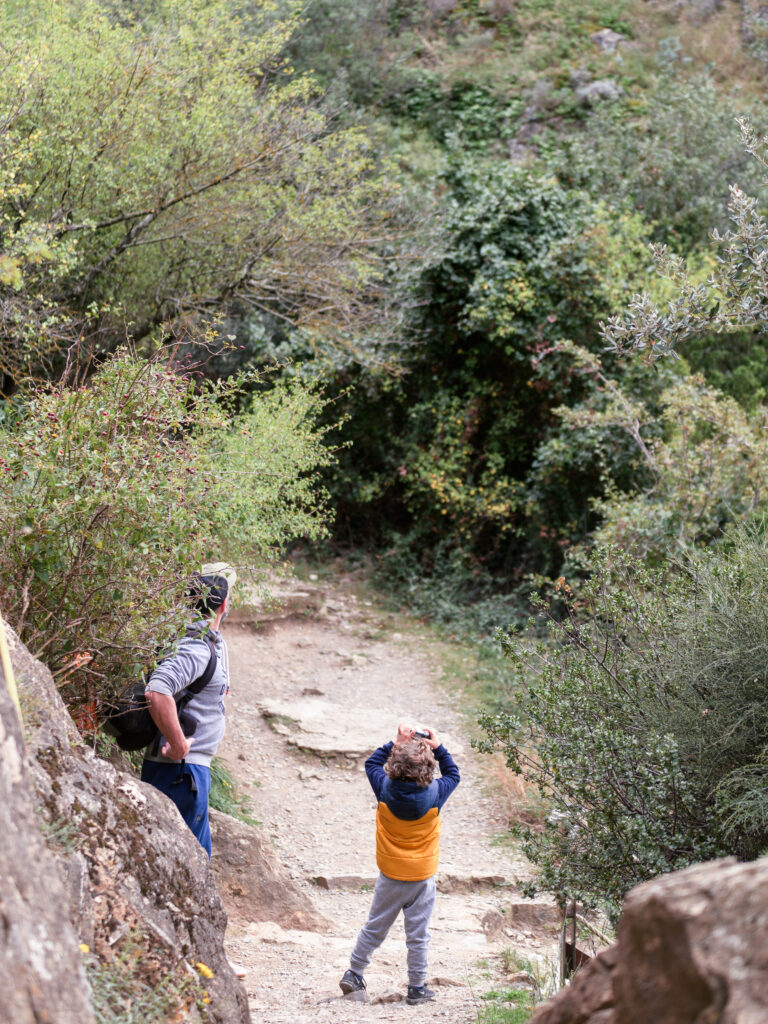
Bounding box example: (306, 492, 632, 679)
(384, 740, 436, 787)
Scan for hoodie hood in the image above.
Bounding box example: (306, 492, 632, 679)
(380, 777, 439, 820)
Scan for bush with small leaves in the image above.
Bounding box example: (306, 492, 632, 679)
(0, 347, 334, 723)
(478, 531, 768, 919)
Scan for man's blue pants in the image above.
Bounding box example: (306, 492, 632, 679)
(141, 761, 212, 858)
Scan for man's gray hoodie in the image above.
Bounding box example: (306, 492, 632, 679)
(143, 619, 229, 767)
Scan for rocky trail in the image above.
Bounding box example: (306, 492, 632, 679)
(213, 576, 562, 1023)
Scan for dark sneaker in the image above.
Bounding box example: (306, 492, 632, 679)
(406, 985, 436, 1005)
(339, 969, 366, 994)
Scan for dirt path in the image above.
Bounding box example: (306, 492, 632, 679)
(216, 577, 559, 1023)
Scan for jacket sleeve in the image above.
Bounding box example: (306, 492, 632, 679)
(145, 638, 210, 698)
(434, 744, 460, 808)
(365, 742, 394, 801)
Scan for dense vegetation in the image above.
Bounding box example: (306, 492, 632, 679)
(5, 0, 768, 924)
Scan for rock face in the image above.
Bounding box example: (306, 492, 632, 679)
(0, 631, 94, 1024)
(528, 856, 768, 1024)
(7, 624, 250, 1024)
(614, 857, 768, 1023)
(210, 809, 329, 931)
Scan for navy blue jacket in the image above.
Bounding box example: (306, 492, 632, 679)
(365, 741, 461, 820)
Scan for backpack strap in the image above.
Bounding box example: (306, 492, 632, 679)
(149, 634, 218, 757)
(183, 632, 218, 695)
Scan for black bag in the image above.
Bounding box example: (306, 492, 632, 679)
(103, 632, 217, 752)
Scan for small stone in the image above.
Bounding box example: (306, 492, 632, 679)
(342, 989, 369, 1003)
(507, 971, 536, 987)
(371, 989, 404, 1004)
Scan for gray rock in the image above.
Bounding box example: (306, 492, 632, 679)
(230, 578, 324, 625)
(528, 855, 768, 1024)
(342, 989, 370, 1003)
(482, 909, 505, 940)
(502, 896, 561, 932)
(507, 139, 534, 163)
(0, 630, 94, 1024)
(528, 944, 617, 1024)
(575, 79, 622, 106)
(590, 28, 626, 52)
(8, 624, 250, 1024)
(614, 856, 768, 1024)
(569, 68, 592, 89)
(210, 809, 329, 931)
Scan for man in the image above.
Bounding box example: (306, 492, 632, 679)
(141, 563, 235, 858)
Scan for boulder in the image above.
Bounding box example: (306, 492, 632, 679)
(590, 28, 626, 52)
(613, 856, 768, 1024)
(8, 624, 250, 1024)
(210, 809, 329, 930)
(527, 855, 768, 1024)
(528, 945, 617, 1024)
(0, 633, 94, 1024)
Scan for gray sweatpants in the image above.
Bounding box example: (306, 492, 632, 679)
(349, 872, 437, 987)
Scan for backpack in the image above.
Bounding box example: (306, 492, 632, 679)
(103, 631, 217, 753)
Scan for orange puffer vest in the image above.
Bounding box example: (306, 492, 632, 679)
(375, 802, 441, 881)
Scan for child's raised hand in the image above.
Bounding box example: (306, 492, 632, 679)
(395, 722, 415, 744)
(420, 727, 440, 749)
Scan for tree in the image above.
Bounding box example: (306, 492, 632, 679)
(603, 121, 768, 362)
(0, 0, 392, 391)
(546, 342, 768, 563)
(327, 154, 656, 598)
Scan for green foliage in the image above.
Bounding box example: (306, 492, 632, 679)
(741, 1, 768, 67)
(583, 375, 768, 561)
(0, 348, 333, 717)
(38, 809, 83, 855)
(83, 931, 205, 1024)
(556, 72, 763, 251)
(478, 987, 536, 1024)
(385, 72, 521, 150)
(209, 757, 258, 826)
(0, 0, 390, 390)
(479, 532, 768, 919)
(329, 155, 657, 598)
(285, 0, 391, 106)
(603, 124, 768, 362)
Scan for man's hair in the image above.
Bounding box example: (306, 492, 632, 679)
(187, 572, 229, 617)
(384, 740, 436, 788)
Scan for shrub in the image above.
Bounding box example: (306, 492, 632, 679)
(478, 532, 768, 919)
(0, 348, 333, 720)
(556, 72, 764, 252)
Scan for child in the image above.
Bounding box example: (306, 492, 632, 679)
(339, 722, 461, 1005)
